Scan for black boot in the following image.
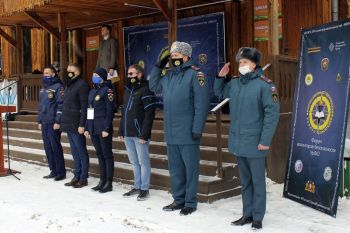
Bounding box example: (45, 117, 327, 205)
(231, 216, 253, 226)
(99, 179, 113, 193)
(91, 179, 106, 191)
(251, 221, 262, 230)
(163, 202, 185, 211)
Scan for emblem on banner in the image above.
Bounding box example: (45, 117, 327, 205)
(307, 91, 334, 134)
(199, 54, 208, 65)
(95, 95, 101, 101)
(138, 60, 145, 69)
(323, 166, 332, 181)
(305, 181, 316, 193)
(305, 74, 313, 86)
(321, 58, 329, 71)
(294, 160, 303, 173)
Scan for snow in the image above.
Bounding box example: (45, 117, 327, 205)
(1, 161, 349, 233)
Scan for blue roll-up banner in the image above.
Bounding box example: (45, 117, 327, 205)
(283, 19, 350, 217)
(123, 13, 225, 105)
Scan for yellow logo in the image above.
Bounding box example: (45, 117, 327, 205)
(305, 181, 316, 193)
(305, 74, 313, 86)
(307, 91, 334, 134)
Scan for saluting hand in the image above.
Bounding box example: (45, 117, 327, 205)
(218, 62, 230, 77)
(102, 131, 109, 138)
(258, 144, 269, 150)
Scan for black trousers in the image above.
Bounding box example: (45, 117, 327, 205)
(91, 133, 114, 179)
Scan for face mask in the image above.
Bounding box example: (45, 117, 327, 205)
(42, 76, 52, 82)
(171, 58, 184, 67)
(126, 76, 138, 86)
(238, 65, 252, 75)
(67, 72, 75, 79)
(92, 76, 103, 84)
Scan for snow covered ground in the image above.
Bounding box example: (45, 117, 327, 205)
(0, 161, 349, 233)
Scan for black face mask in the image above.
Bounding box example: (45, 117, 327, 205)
(67, 72, 75, 79)
(171, 58, 184, 67)
(126, 76, 138, 87)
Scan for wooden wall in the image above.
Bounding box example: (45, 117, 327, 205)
(0, 26, 15, 77)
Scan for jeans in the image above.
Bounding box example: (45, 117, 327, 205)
(124, 137, 151, 190)
(67, 132, 89, 180)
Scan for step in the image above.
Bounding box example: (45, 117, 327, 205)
(13, 113, 231, 135)
(5, 146, 241, 203)
(5, 135, 238, 178)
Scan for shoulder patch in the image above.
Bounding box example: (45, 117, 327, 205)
(60, 87, 65, 97)
(191, 66, 201, 71)
(260, 75, 272, 83)
(271, 86, 279, 103)
(107, 89, 114, 102)
(197, 72, 205, 87)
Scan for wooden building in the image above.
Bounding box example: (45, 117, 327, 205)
(0, 0, 349, 200)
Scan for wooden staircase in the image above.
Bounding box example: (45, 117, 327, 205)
(4, 112, 241, 202)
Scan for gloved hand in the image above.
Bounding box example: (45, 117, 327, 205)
(192, 133, 202, 140)
(155, 55, 170, 68)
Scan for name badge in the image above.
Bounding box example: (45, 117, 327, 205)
(87, 108, 94, 120)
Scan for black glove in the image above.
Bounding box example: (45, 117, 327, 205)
(192, 133, 202, 140)
(155, 55, 170, 69)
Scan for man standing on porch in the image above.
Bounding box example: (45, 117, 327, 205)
(149, 41, 210, 216)
(214, 47, 280, 230)
(60, 64, 90, 188)
(38, 67, 66, 181)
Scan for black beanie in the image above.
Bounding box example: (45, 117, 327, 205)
(94, 68, 108, 81)
(236, 47, 262, 65)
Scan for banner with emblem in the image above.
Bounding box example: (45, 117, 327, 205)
(124, 13, 225, 105)
(283, 19, 350, 216)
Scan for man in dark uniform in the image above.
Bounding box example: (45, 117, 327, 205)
(149, 41, 210, 215)
(84, 68, 115, 193)
(214, 47, 280, 230)
(38, 67, 66, 181)
(60, 64, 90, 188)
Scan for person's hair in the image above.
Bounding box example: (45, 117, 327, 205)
(101, 24, 111, 33)
(44, 66, 56, 74)
(68, 63, 81, 72)
(128, 64, 144, 75)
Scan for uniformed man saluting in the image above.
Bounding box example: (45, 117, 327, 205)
(149, 41, 210, 216)
(38, 67, 66, 181)
(84, 68, 115, 193)
(214, 47, 280, 230)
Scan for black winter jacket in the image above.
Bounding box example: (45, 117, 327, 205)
(60, 75, 90, 132)
(118, 80, 155, 140)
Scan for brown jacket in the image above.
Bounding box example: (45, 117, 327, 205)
(96, 36, 117, 70)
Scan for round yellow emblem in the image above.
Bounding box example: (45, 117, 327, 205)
(95, 95, 101, 101)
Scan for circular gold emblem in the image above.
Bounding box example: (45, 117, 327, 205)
(95, 95, 101, 101)
(307, 91, 334, 134)
(305, 74, 313, 86)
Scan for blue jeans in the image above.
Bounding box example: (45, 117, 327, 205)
(67, 132, 89, 180)
(124, 137, 151, 190)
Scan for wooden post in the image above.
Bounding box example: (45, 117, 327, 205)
(15, 25, 23, 76)
(58, 12, 67, 80)
(268, 0, 279, 57)
(116, 20, 127, 106)
(168, 0, 177, 46)
(239, 0, 254, 47)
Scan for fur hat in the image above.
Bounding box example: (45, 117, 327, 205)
(170, 41, 192, 57)
(94, 68, 108, 81)
(236, 47, 262, 65)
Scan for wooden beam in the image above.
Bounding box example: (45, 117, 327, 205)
(0, 27, 17, 48)
(239, 0, 254, 47)
(58, 12, 67, 80)
(268, 0, 279, 56)
(25, 11, 61, 41)
(153, 0, 171, 22)
(15, 25, 23, 75)
(116, 20, 127, 106)
(168, 0, 177, 46)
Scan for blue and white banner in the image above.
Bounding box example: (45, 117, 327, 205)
(124, 13, 225, 105)
(283, 20, 350, 216)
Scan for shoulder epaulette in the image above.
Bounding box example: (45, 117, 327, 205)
(260, 75, 272, 83)
(232, 76, 239, 79)
(191, 66, 200, 71)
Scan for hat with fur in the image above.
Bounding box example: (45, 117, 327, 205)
(236, 47, 262, 65)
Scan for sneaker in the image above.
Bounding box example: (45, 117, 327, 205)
(251, 221, 262, 230)
(123, 188, 140, 197)
(137, 190, 149, 201)
(163, 202, 185, 211)
(179, 207, 197, 216)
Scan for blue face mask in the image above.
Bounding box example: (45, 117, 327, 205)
(92, 76, 103, 84)
(43, 76, 51, 81)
